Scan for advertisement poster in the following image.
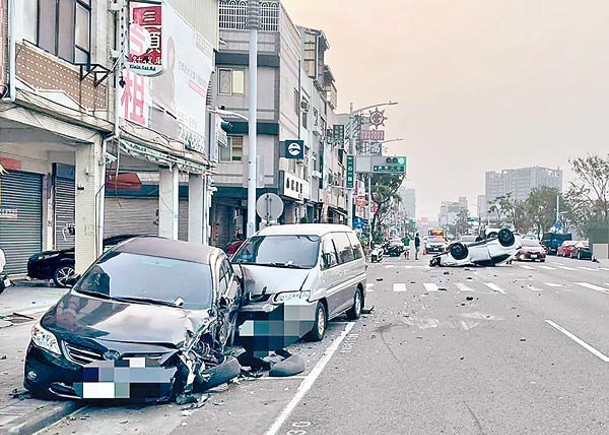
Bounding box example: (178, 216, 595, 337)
(121, 1, 214, 154)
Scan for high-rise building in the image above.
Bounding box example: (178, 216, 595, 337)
(485, 167, 563, 204)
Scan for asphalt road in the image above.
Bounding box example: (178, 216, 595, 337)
(38, 255, 609, 434)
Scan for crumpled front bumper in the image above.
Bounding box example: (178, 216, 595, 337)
(237, 299, 317, 355)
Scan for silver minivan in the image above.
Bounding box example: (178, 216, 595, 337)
(232, 224, 367, 352)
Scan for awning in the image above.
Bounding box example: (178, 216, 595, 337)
(118, 139, 209, 174)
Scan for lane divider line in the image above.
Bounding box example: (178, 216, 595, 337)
(545, 320, 609, 363)
(575, 282, 609, 294)
(538, 265, 556, 270)
(519, 265, 535, 270)
(545, 283, 562, 288)
(484, 283, 506, 294)
(578, 267, 597, 271)
(557, 266, 577, 271)
(265, 322, 355, 435)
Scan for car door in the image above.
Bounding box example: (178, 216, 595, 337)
(331, 232, 356, 316)
(320, 236, 342, 318)
(218, 257, 241, 345)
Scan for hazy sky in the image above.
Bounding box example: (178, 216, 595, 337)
(283, 0, 609, 218)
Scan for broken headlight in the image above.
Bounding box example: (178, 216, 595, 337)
(272, 290, 311, 305)
(31, 323, 61, 355)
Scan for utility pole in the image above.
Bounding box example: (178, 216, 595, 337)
(246, 0, 260, 237)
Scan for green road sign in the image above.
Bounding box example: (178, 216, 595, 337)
(346, 155, 355, 189)
(372, 156, 407, 174)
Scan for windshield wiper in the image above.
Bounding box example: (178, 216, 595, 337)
(111, 296, 185, 308)
(263, 262, 307, 269)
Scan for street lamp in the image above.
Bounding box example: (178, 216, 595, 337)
(347, 101, 398, 229)
(246, 0, 260, 237)
(209, 107, 249, 122)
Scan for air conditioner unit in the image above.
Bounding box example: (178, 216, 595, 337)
(300, 99, 310, 113)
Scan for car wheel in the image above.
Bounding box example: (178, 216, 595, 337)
(306, 302, 327, 342)
(346, 288, 364, 320)
(498, 229, 515, 247)
(53, 264, 76, 288)
(449, 243, 469, 261)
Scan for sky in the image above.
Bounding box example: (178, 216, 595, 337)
(282, 0, 609, 219)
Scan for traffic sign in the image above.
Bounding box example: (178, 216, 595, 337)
(256, 193, 284, 221)
(346, 155, 355, 189)
(555, 220, 562, 229)
(284, 140, 304, 159)
(372, 156, 406, 174)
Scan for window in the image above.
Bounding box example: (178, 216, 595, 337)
(332, 232, 354, 264)
(232, 235, 321, 269)
(313, 108, 319, 126)
(218, 69, 245, 95)
(38, 0, 91, 64)
(321, 237, 338, 269)
(220, 136, 243, 162)
(23, 0, 38, 43)
(347, 232, 364, 260)
(302, 108, 308, 129)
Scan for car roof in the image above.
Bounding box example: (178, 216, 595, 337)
(255, 224, 355, 237)
(114, 237, 223, 264)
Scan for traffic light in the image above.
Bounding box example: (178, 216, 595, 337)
(372, 156, 407, 174)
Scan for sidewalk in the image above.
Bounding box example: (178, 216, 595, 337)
(0, 282, 78, 435)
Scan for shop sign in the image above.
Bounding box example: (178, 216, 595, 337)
(127, 2, 164, 76)
(0, 206, 17, 220)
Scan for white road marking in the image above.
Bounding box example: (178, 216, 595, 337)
(575, 282, 609, 294)
(366, 283, 375, 293)
(455, 283, 474, 292)
(384, 265, 394, 269)
(538, 265, 556, 270)
(545, 320, 609, 363)
(484, 283, 506, 294)
(545, 283, 563, 288)
(265, 322, 355, 435)
(600, 268, 609, 271)
(578, 266, 597, 271)
(526, 284, 543, 291)
(557, 266, 577, 271)
(423, 283, 439, 292)
(393, 283, 407, 292)
(519, 265, 535, 270)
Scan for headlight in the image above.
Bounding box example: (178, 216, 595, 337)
(272, 290, 311, 305)
(31, 323, 61, 355)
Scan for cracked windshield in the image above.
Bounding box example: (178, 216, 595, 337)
(2, 0, 609, 434)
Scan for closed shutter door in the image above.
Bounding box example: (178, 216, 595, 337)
(105, 197, 190, 241)
(0, 172, 43, 275)
(55, 178, 75, 250)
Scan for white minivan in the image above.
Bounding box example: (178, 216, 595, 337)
(232, 224, 367, 352)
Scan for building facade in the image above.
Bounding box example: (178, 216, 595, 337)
(0, 0, 219, 275)
(212, 0, 344, 248)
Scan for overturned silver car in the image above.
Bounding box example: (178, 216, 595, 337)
(429, 229, 522, 267)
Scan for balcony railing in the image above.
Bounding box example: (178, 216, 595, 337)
(219, 0, 279, 32)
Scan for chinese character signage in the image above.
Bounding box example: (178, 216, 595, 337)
(120, 2, 214, 154)
(359, 130, 385, 141)
(346, 155, 355, 189)
(127, 3, 164, 76)
(333, 124, 345, 145)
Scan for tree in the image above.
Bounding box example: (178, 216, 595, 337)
(512, 201, 533, 235)
(370, 174, 406, 243)
(564, 154, 609, 237)
(488, 194, 515, 227)
(455, 208, 470, 237)
(525, 187, 561, 239)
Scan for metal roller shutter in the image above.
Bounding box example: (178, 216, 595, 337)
(55, 178, 76, 250)
(104, 197, 189, 241)
(0, 171, 43, 275)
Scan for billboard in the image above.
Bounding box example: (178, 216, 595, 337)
(121, 2, 214, 154)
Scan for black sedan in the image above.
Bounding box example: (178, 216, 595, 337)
(571, 241, 593, 260)
(27, 235, 138, 287)
(24, 237, 243, 402)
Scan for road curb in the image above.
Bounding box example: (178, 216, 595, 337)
(5, 401, 82, 435)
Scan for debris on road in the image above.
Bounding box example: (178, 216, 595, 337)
(520, 338, 527, 342)
(362, 306, 375, 315)
(465, 296, 474, 301)
(376, 278, 384, 282)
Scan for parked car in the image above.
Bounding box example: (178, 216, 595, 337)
(541, 232, 573, 255)
(430, 228, 522, 267)
(27, 235, 139, 288)
(424, 236, 448, 254)
(515, 239, 547, 262)
(571, 241, 593, 260)
(24, 237, 243, 402)
(232, 224, 366, 352)
(557, 240, 579, 257)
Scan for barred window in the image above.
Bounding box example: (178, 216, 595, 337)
(219, 0, 279, 32)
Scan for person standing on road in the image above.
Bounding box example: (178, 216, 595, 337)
(0, 246, 8, 294)
(414, 233, 421, 260)
(0, 246, 5, 274)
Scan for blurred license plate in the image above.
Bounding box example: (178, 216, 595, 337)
(2, 277, 10, 288)
(531, 254, 538, 259)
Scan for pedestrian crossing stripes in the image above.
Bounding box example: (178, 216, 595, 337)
(557, 266, 577, 271)
(393, 283, 407, 292)
(545, 283, 562, 287)
(575, 282, 609, 293)
(423, 283, 439, 292)
(519, 265, 535, 270)
(455, 283, 474, 292)
(538, 265, 556, 270)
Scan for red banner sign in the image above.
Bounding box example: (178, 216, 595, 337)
(128, 3, 164, 76)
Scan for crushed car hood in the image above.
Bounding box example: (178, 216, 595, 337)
(41, 292, 212, 346)
(238, 264, 310, 295)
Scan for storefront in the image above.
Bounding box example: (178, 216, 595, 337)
(0, 170, 44, 275)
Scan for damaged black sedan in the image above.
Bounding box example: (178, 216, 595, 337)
(24, 237, 243, 402)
